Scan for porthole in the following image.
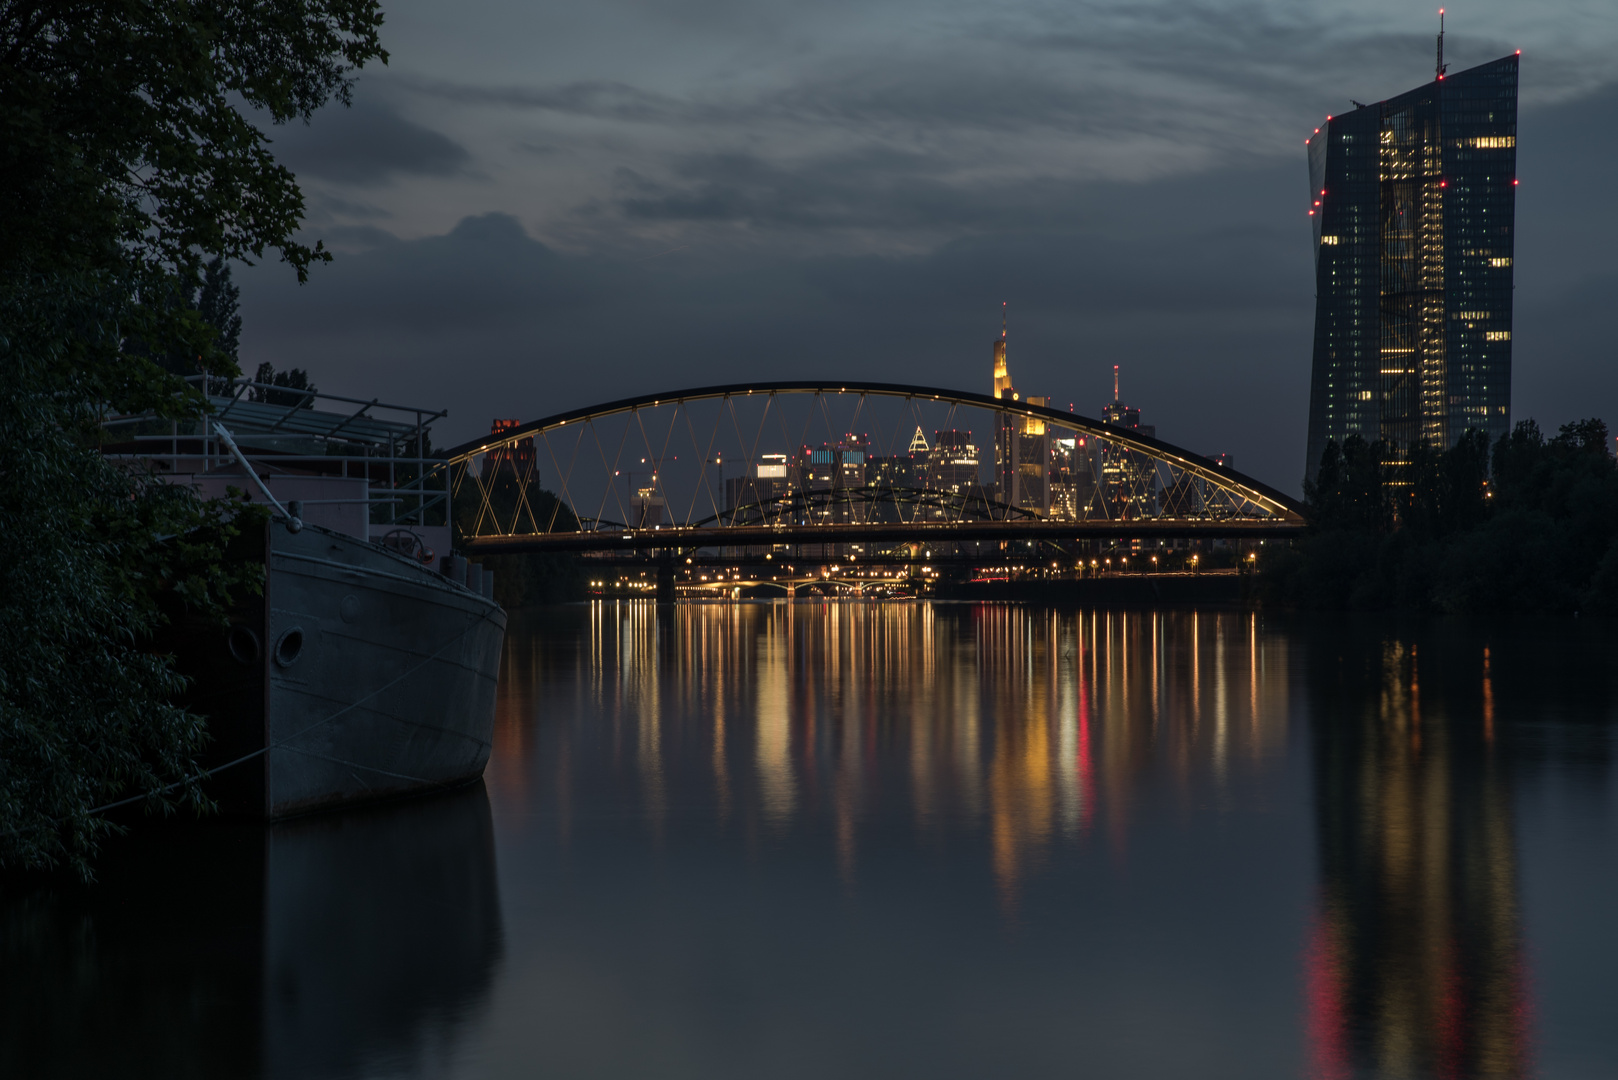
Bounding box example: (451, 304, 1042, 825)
(228, 625, 261, 665)
(274, 627, 306, 668)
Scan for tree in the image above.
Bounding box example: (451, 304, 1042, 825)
(1270, 420, 1618, 614)
(196, 257, 243, 369)
(0, 1, 385, 875)
(139, 256, 244, 382)
(1304, 434, 1388, 534)
(250, 362, 319, 408)
(2, 0, 385, 401)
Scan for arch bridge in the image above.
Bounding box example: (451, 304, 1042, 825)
(442, 381, 1304, 556)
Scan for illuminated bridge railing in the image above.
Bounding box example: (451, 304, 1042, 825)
(442, 382, 1304, 553)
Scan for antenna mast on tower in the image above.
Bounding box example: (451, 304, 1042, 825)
(1436, 9, 1447, 79)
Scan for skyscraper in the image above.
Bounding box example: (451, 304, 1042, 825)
(485, 418, 535, 482)
(1098, 365, 1157, 519)
(992, 302, 1013, 401)
(926, 431, 979, 498)
(989, 307, 1049, 514)
(1304, 34, 1518, 481)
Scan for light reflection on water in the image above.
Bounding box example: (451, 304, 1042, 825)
(1305, 635, 1533, 1080)
(496, 604, 1296, 910)
(484, 602, 1615, 1080)
(3, 602, 1615, 1079)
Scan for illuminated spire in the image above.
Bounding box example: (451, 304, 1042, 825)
(1113, 364, 1120, 403)
(993, 303, 1012, 399)
(908, 426, 930, 454)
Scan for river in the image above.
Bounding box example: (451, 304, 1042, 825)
(3, 602, 1615, 1079)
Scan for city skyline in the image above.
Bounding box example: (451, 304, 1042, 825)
(231, 5, 1617, 495)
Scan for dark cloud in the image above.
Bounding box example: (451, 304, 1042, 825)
(310, 194, 394, 221)
(239, 161, 1314, 487)
(239, 67, 1618, 497)
(267, 98, 471, 186)
(399, 77, 702, 125)
(392, 5, 1582, 172)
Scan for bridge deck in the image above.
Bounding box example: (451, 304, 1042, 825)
(462, 517, 1304, 554)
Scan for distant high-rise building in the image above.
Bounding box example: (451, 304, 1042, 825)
(1304, 35, 1519, 480)
(1048, 435, 1093, 521)
(485, 418, 535, 481)
(992, 302, 1013, 401)
(798, 437, 868, 525)
(988, 308, 1050, 514)
(1098, 366, 1157, 519)
(926, 430, 979, 503)
(724, 453, 794, 525)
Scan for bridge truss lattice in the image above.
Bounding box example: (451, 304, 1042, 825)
(443, 382, 1304, 554)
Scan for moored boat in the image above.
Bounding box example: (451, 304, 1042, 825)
(107, 377, 505, 817)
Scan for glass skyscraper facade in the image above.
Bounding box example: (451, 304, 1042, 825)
(1304, 54, 1519, 481)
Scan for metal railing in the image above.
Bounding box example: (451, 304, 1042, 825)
(101, 376, 451, 529)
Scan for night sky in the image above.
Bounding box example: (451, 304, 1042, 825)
(236, 1, 1618, 495)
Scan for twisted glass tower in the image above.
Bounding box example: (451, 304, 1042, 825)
(1304, 53, 1519, 481)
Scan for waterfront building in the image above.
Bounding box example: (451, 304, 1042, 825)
(1304, 36, 1519, 480)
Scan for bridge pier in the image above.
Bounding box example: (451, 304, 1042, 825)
(656, 558, 676, 605)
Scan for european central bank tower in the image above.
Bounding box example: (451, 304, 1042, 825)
(1304, 50, 1518, 481)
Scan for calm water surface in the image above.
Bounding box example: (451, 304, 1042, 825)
(4, 603, 1616, 1079)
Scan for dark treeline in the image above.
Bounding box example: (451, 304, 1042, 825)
(0, 1, 387, 875)
(1262, 420, 1618, 614)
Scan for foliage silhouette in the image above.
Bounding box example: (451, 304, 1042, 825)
(0, 0, 384, 873)
(1264, 421, 1618, 615)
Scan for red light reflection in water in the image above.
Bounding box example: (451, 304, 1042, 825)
(1304, 903, 1350, 1080)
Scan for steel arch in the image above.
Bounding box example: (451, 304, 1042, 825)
(444, 380, 1303, 528)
